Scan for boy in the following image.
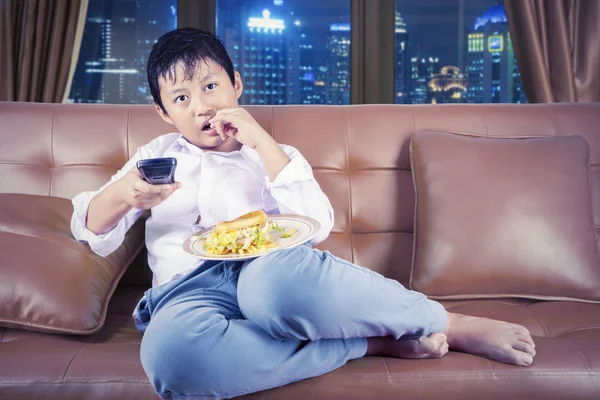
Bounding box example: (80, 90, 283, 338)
(71, 28, 536, 400)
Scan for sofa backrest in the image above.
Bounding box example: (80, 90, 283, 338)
(2, 102, 600, 287)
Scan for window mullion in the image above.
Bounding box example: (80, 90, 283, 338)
(351, 0, 395, 104)
(177, 0, 216, 33)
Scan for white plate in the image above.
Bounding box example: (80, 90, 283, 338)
(182, 214, 321, 260)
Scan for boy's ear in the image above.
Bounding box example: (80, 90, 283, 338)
(234, 71, 243, 99)
(155, 104, 174, 125)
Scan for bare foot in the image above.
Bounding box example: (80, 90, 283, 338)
(444, 313, 536, 367)
(366, 332, 449, 359)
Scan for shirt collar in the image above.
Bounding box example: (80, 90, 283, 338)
(168, 134, 259, 165)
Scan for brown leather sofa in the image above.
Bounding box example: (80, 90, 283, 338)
(1, 101, 599, 399)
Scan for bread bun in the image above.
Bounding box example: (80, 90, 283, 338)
(215, 210, 268, 233)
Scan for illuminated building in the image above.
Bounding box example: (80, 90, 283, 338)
(466, 4, 526, 103)
(326, 22, 350, 105)
(235, 9, 288, 105)
(298, 26, 321, 104)
(223, 3, 321, 105)
(69, 0, 176, 103)
(409, 56, 439, 104)
(428, 66, 468, 104)
(395, 11, 410, 104)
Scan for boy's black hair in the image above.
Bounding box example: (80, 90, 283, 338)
(147, 28, 235, 113)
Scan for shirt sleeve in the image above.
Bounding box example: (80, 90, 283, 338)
(263, 146, 334, 245)
(70, 150, 146, 257)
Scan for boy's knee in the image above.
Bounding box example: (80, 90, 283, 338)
(238, 248, 305, 313)
(240, 247, 303, 292)
(140, 313, 228, 397)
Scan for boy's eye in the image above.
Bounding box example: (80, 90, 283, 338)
(205, 83, 217, 91)
(174, 95, 188, 103)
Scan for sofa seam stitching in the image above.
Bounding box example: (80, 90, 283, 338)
(343, 107, 354, 263)
(533, 315, 551, 337)
(50, 109, 56, 196)
(409, 113, 418, 290)
(380, 357, 390, 375)
(564, 338, 593, 370)
(270, 106, 274, 141)
(62, 343, 91, 380)
(328, 371, 600, 380)
(480, 105, 489, 136)
(0, 378, 151, 385)
(548, 107, 558, 136)
(126, 109, 131, 160)
(554, 326, 600, 336)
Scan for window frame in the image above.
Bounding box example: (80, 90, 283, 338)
(177, 0, 395, 104)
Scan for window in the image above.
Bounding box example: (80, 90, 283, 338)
(216, 0, 351, 105)
(394, 0, 527, 104)
(68, 0, 177, 104)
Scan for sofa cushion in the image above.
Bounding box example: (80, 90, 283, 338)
(0, 194, 145, 334)
(410, 131, 600, 302)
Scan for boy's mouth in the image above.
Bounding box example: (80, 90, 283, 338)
(200, 121, 219, 136)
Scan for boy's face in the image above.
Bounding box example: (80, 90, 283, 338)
(155, 58, 243, 151)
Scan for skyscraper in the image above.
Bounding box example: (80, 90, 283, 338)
(298, 24, 320, 104)
(466, 31, 484, 103)
(395, 12, 410, 104)
(409, 56, 439, 104)
(216, 0, 352, 105)
(69, 0, 176, 104)
(466, 4, 526, 103)
(326, 23, 351, 105)
(234, 9, 289, 105)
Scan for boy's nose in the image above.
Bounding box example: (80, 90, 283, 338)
(192, 100, 213, 116)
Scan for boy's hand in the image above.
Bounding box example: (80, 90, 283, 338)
(209, 107, 272, 149)
(116, 168, 181, 210)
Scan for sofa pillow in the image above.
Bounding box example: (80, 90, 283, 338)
(0, 193, 145, 334)
(410, 131, 600, 302)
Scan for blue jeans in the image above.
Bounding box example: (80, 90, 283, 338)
(134, 243, 447, 399)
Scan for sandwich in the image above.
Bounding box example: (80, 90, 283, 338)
(201, 210, 296, 256)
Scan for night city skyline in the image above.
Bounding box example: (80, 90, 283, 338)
(68, 0, 526, 105)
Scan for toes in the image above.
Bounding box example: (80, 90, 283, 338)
(428, 332, 447, 345)
(516, 332, 536, 348)
(502, 349, 534, 366)
(512, 340, 536, 357)
(418, 333, 447, 352)
(425, 333, 448, 358)
(510, 324, 530, 335)
(440, 341, 449, 356)
(423, 340, 449, 359)
(517, 351, 534, 366)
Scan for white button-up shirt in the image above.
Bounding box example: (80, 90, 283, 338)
(71, 133, 334, 287)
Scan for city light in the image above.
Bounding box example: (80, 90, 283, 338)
(488, 35, 504, 52)
(70, 1, 525, 106)
(85, 69, 138, 74)
(330, 23, 350, 32)
(247, 9, 285, 32)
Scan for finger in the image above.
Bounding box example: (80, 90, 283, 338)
(146, 184, 177, 201)
(212, 107, 240, 116)
(134, 180, 166, 194)
(129, 166, 141, 176)
(158, 182, 182, 201)
(212, 121, 228, 141)
(209, 111, 244, 125)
